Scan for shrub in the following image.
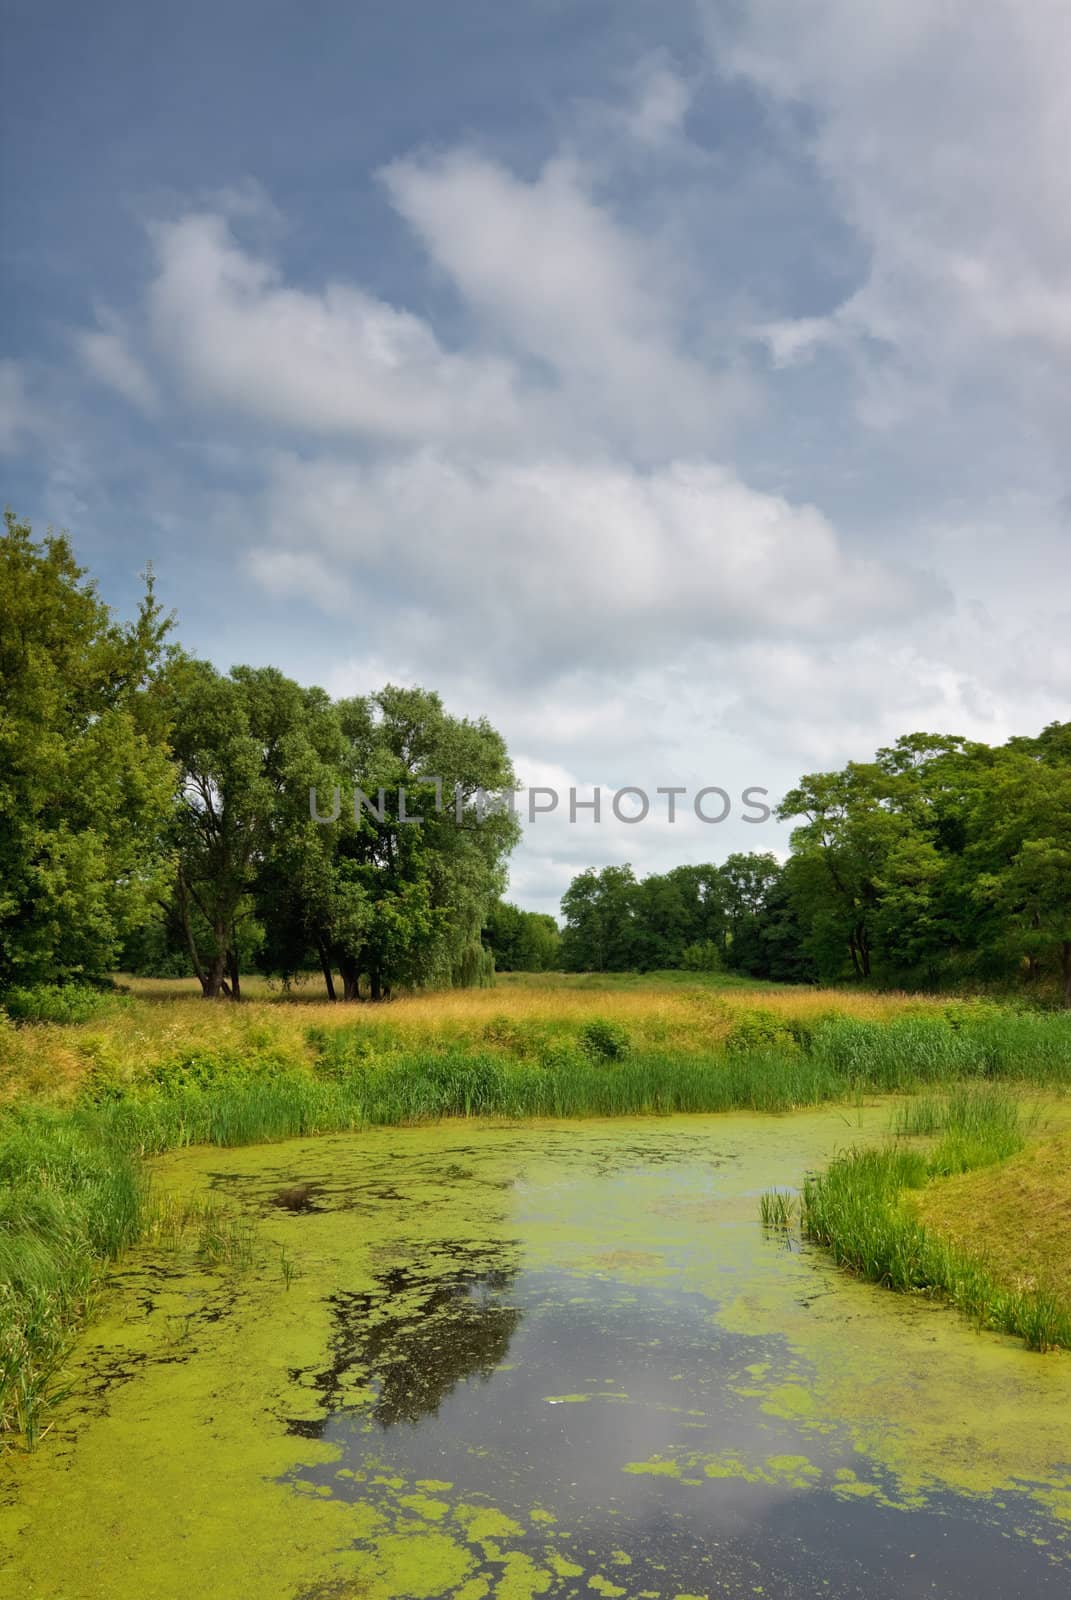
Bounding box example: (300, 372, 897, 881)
(481, 1016, 548, 1057)
(2, 983, 119, 1025)
(578, 1018, 631, 1062)
(146, 1047, 285, 1096)
(308, 1022, 403, 1078)
(538, 1038, 586, 1073)
(680, 941, 723, 973)
(725, 1008, 797, 1056)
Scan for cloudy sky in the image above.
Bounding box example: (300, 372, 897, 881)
(3, 1, 1068, 915)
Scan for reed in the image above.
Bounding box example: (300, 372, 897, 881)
(798, 1097, 1071, 1352)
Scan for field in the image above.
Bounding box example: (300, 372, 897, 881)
(0, 970, 973, 1106)
(2, 971, 1070, 1448)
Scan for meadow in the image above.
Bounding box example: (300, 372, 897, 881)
(2, 971, 1070, 1447)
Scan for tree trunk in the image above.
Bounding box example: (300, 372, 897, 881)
(317, 939, 337, 1001)
(338, 952, 361, 1001)
(177, 871, 210, 994)
(202, 957, 227, 998)
(848, 931, 862, 979)
(227, 945, 241, 1002)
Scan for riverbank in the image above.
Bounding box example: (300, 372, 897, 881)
(2, 982, 1070, 1446)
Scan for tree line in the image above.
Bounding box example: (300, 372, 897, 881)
(1, 513, 516, 1000)
(3, 513, 1068, 1004)
(554, 728, 1071, 1004)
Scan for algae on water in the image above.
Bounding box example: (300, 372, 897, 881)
(1, 1113, 1069, 1599)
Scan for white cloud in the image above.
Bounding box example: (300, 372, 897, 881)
(75, 314, 159, 413)
(713, 0, 1071, 410)
(622, 58, 694, 146)
(146, 212, 522, 443)
(251, 449, 938, 675)
(381, 149, 751, 452)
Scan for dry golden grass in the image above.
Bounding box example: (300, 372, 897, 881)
(0, 972, 954, 1108)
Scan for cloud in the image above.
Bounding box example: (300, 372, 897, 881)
(711, 0, 1071, 416)
(75, 314, 159, 413)
(621, 57, 694, 146)
(250, 449, 939, 676)
(380, 148, 752, 453)
(145, 211, 522, 443)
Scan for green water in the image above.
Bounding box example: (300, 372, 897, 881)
(1, 1109, 1069, 1598)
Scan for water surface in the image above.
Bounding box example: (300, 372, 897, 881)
(2, 1110, 1069, 1599)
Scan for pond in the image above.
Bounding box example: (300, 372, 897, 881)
(2, 1109, 1069, 1598)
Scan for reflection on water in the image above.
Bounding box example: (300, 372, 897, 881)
(288, 1249, 522, 1432)
(290, 1261, 1069, 1599)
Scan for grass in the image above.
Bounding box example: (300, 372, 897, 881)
(797, 1087, 1071, 1352)
(3, 979, 1071, 1445)
(912, 1130, 1071, 1306)
(6, 974, 1006, 1107)
(0, 1115, 148, 1445)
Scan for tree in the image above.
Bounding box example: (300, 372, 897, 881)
(303, 686, 519, 999)
(560, 865, 640, 971)
(165, 660, 342, 998)
(0, 512, 175, 989)
(482, 901, 561, 971)
(966, 729, 1071, 1004)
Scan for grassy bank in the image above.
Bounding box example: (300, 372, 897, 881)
(791, 1088, 1071, 1352)
(913, 1129, 1071, 1306)
(3, 987, 1071, 1445)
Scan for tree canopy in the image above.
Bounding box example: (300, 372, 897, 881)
(0, 512, 175, 988)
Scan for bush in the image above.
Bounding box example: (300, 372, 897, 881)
(725, 1008, 797, 1056)
(578, 1018, 631, 1062)
(2, 983, 119, 1026)
(680, 941, 723, 973)
(146, 1047, 286, 1096)
(308, 1022, 403, 1078)
(481, 1016, 548, 1057)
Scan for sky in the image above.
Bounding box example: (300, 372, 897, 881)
(3, 0, 1069, 916)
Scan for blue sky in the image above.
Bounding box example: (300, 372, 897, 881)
(4, 1, 1069, 914)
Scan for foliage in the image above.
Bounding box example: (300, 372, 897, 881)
(482, 900, 560, 971)
(1, 982, 122, 1025)
(577, 1017, 631, 1062)
(778, 724, 1071, 1002)
(0, 512, 175, 992)
(558, 855, 814, 982)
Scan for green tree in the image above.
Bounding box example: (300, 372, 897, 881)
(560, 865, 639, 971)
(166, 659, 342, 998)
(967, 728, 1071, 1003)
(306, 686, 518, 999)
(482, 901, 560, 971)
(0, 512, 175, 988)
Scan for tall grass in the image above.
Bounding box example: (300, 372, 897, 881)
(799, 1088, 1071, 1352)
(0, 1114, 148, 1445)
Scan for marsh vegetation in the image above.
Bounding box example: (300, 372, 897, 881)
(3, 978, 1070, 1450)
